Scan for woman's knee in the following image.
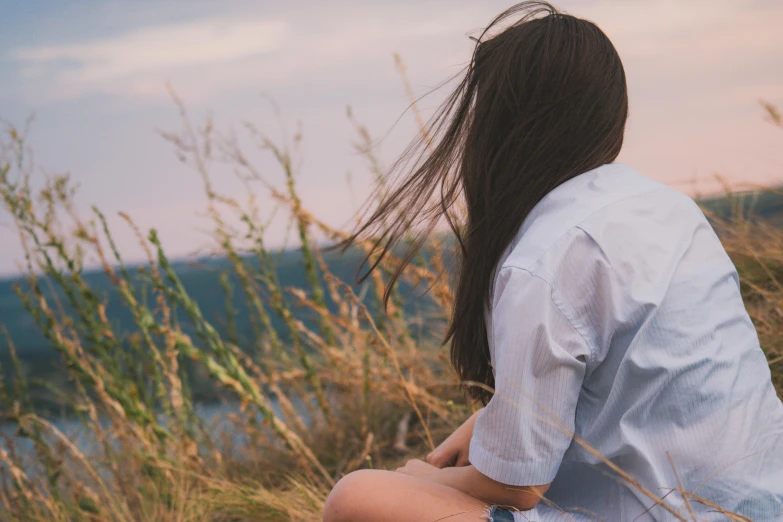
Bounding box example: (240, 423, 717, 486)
(323, 469, 388, 522)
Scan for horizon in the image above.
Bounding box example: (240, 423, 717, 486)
(0, 182, 779, 283)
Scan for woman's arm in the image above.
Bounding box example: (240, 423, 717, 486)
(433, 464, 550, 511)
(396, 459, 550, 511)
(398, 269, 588, 512)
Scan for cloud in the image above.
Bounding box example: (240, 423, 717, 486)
(4, 2, 508, 103)
(10, 17, 289, 98)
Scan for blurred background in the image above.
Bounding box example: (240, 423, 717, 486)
(1, 0, 781, 278)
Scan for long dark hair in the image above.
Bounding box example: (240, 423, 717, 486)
(344, 1, 628, 404)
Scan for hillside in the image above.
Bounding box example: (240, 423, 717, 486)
(0, 246, 442, 408)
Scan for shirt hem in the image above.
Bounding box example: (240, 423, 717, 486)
(470, 436, 561, 487)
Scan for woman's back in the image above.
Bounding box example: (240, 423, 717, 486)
(482, 162, 783, 520)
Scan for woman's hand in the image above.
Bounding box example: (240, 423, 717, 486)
(395, 459, 439, 479)
(426, 410, 481, 468)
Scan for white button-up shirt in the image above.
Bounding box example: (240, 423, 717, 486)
(469, 163, 783, 521)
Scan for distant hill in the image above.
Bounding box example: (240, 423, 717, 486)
(0, 245, 444, 408)
(699, 188, 783, 225)
(0, 248, 362, 356)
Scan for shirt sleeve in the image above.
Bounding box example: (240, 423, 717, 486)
(469, 266, 590, 486)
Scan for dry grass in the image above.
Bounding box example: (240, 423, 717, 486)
(0, 90, 780, 522)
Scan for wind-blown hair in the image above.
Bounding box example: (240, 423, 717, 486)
(343, 1, 628, 404)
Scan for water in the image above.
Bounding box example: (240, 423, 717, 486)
(0, 397, 304, 476)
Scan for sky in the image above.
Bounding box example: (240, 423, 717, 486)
(0, 0, 781, 277)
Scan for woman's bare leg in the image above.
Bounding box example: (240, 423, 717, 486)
(323, 469, 491, 522)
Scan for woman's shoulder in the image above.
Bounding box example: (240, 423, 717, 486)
(502, 163, 705, 277)
(497, 168, 728, 363)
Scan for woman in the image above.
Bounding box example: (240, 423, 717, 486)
(323, 2, 783, 520)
